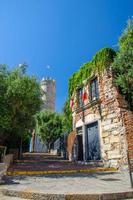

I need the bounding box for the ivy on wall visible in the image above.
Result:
[69,47,116,97]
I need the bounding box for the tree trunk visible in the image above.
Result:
[19,136,23,159]
[47,143,51,153]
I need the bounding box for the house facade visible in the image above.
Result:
[71,69,133,168]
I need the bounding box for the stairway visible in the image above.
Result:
[7,153,116,176]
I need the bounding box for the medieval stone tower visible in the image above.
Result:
[41,77,56,111]
[29,77,56,153]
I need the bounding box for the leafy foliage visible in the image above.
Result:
[69,48,116,97]
[67,48,116,130]
[35,111,64,151]
[92,48,116,74]
[112,19,133,109]
[0,65,12,143]
[62,99,72,132]
[0,64,42,148]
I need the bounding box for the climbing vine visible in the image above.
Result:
[69,47,116,97]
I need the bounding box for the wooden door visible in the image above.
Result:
[86,122,101,161]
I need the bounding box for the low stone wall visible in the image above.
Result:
[9,149,19,160]
[0,154,13,182]
[0,163,7,182]
[3,154,13,168]
[50,149,59,155]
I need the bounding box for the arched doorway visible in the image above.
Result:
[76,127,83,161]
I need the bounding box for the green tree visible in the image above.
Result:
[35,111,64,151]
[0,65,12,144]
[0,64,42,153]
[62,99,72,132]
[112,19,133,110]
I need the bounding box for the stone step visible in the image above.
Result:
[1,189,133,200]
[0,192,28,200]
[14,159,69,163]
[14,160,104,169]
[9,159,105,174]
[77,160,104,167]
[7,167,117,176]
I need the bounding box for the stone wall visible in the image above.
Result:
[99,71,128,168]
[0,163,7,182]
[0,154,13,182]
[123,110,133,159]
[72,69,133,168]
[3,154,13,168]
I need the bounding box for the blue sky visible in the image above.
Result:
[0,0,132,112]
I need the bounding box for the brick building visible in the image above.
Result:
[70,68,133,168]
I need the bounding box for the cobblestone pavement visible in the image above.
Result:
[1,171,133,195]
